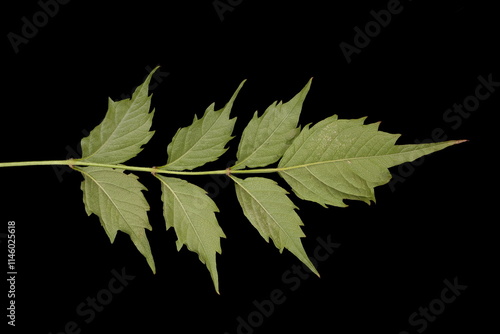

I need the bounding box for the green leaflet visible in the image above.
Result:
[278,115,465,207]
[157,176,225,293]
[162,80,246,171]
[231,176,319,276]
[79,167,155,273]
[79,67,157,164]
[232,79,312,170]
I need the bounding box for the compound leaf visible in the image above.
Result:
[157,175,225,293]
[232,79,312,170]
[79,67,157,164]
[162,80,246,171]
[278,115,466,207]
[79,167,155,273]
[231,176,319,276]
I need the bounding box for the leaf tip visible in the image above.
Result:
[303,77,313,91]
[211,273,221,295]
[308,263,320,278]
[234,79,247,94]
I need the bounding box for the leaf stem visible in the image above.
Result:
[0,138,467,176]
[0,160,73,168]
[229,167,283,174]
[0,159,283,175]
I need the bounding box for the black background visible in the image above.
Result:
[1,0,497,333]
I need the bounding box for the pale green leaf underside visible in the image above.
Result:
[231,176,319,276]
[232,79,312,170]
[162,80,246,171]
[57,74,466,293]
[79,67,157,164]
[79,167,155,273]
[157,176,225,293]
[278,115,464,207]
